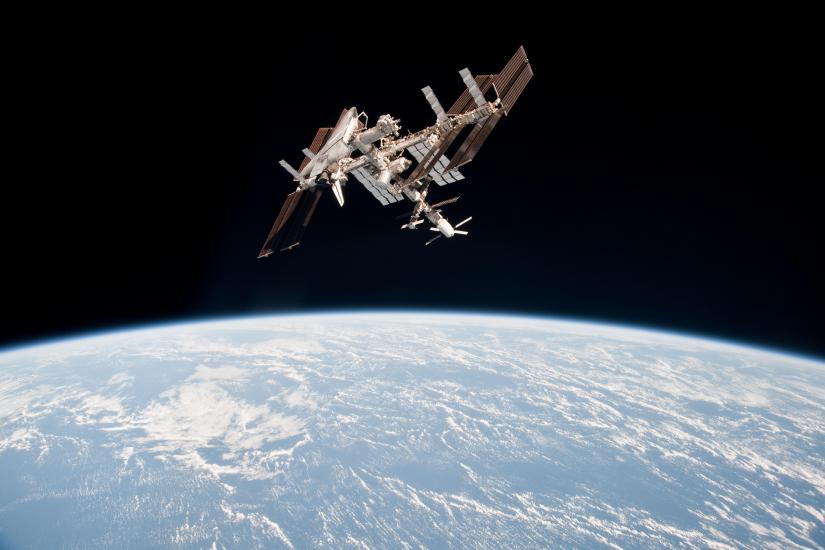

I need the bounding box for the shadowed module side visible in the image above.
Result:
[257,46,533,256]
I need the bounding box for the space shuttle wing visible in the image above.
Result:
[316,107,357,158]
[329,107,358,139]
[303,107,360,179]
[299,127,334,172]
[297,108,358,175]
[257,46,532,257]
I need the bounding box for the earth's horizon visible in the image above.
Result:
[1,312,824,548]
[5,312,824,365]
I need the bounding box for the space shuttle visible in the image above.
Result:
[259,46,533,256]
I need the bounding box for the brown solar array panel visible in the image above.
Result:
[443,46,531,170]
[494,47,528,94]
[258,189,305,257]
[257,187,325,255]
[401,128,462,187]
[447,123,484,169]
[299,127,333,171]
[279,187,324,252]
[430,196,460,209]
[447,75,494,115]
[494,46,532,114]
[444,111,503,171]
[501,64,533,114]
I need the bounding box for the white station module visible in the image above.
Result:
[258,46,533,257]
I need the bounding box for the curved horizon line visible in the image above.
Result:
[2,308,823,366]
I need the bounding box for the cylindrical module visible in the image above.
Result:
[356,115,400,145]
[437,218,454,238]
[377,157,410,186]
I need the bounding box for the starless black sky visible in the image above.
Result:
[3,18,823,357]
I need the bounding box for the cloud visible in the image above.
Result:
[187,365,249,382]
[105,372,134,387]
[136,381,304,452]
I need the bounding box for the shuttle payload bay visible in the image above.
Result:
[258,46,533,256]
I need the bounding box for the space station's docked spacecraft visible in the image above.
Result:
[259,46,533,255]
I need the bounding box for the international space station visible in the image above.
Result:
[258,46,533,257]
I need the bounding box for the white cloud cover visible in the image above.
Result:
[136,381,303,452]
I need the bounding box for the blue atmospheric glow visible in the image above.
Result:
[2,310,824,547]
[2,309,824,366]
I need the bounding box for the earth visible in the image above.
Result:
[0,312,823,549]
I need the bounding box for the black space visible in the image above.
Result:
[3,19,823,358]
